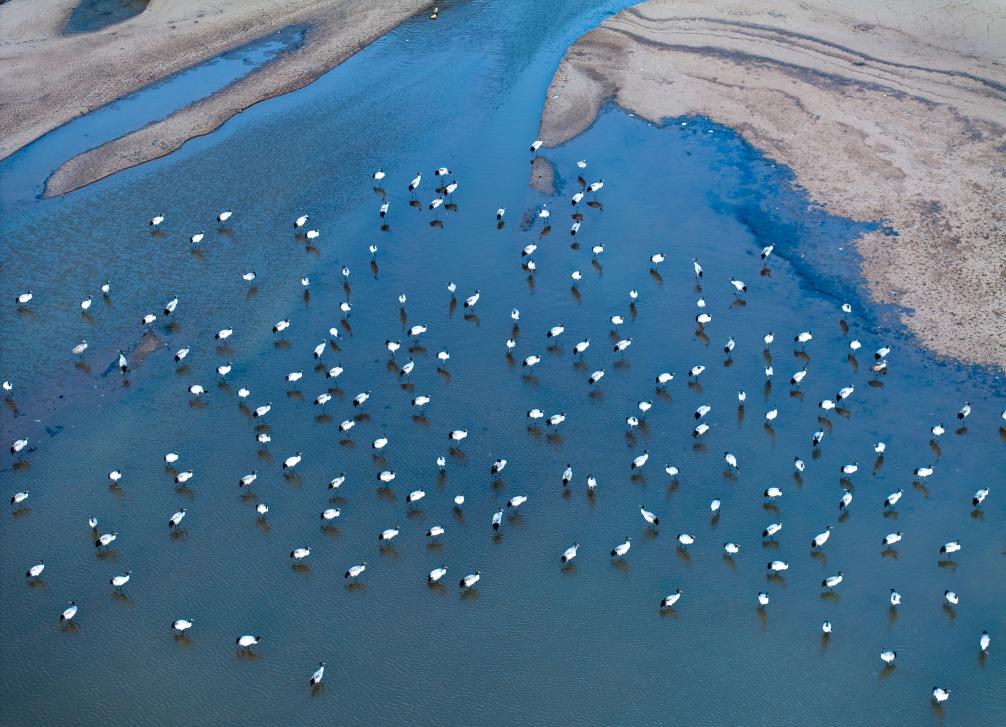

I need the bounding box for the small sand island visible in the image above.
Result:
[538,0,1006,368]
[0,0,427,193]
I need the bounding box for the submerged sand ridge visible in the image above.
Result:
[0,0,428,192]
[538,0,1006,368]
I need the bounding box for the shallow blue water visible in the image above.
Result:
[1,1,1004,725]
[0,25,305,215]
[65,0,149,34]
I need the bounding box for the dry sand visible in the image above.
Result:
[0,0,428,193]
[538,0,1006,368]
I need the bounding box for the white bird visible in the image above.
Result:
[724,452,739,471]
[763,332,775,347]
[409,172,422,191]
[588,369,605,384]
[321,508,341,522]
[507,494,531,512]
[110,571,132,589]
[765,409,778,422]
[710,499,721,513]
[496,208,506,221]
[841,462,858,476]
[309,662,326,686]
[640,504,659,526]
[283,452,302,470]
[794,457,805,473]
[530,139,542,152]
[561,543,579,564]
[880,650,896,664]
[290,547,311,560]
[306,229,320,240]
[839,490,853,511]
[406,490,425,504]
[656,372,674,385]
[168,509,187,528]
[760,244,774,260]
[459,571,481,589]
[729,278,747,294]
[190,232,204,244]
[631,450,649,470]
[885,489,903,509]
[811,526,832,549]
[930,424,945,438]
[215,328,233,340]
[80,296,92,311]
[11,437,28,455]
[60,601,78,622]
[172,618,193,633]
[236,635,261,650]
[611,537,631,558]
[980,631,991,652]
[973,487,990,507]
[794,331,813,345]
[914,465,934,478]
[874,442,887,454]
[523,355,541,368]
[379,527,400,543]
[689,365,705,378]
[412,395,431,409]
[562,465,573,485]
[26,562,45,578]
[890,589,902,607]
[660,590,682,609]
[767,560,789,573]
[429,566,448,583]
[373,169,385,182]
[174,470,193,485]
[217,209,233,223]
[448,429,468,443]
[353,391,371,407]
[345,562,367,579]
[426,525,444,540]
[693,423,710,437]
[677,533,695,549]
[256,503,269,516]
[763,522,783,539]
[614,338,632,353]
[72,340,88,356]
[822,572,844,589]
[757,592,770,606]
[174,347,190,363]
[940,541,961,556]
[764,487,782,501]
[822,621,832,634]
[945,590,960,606]
[329,474,346,490]
[588,179,604,193]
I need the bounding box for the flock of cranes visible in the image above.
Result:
[5,137,1001,705]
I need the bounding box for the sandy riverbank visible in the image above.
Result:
[537,0,1006,368]
[0,0,428,193]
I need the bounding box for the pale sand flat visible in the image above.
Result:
[537,0,1006,368]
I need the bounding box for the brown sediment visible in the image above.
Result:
[0,0,428,191]
[530,156,557,195]
[537,0,1006,368]
[130,330,165,368]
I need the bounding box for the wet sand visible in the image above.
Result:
[0,0,428,192]
[537,0,1006,367]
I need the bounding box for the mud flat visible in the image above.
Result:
[537,0,1006,367]
[0,0,427,193]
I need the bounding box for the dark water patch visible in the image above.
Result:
[65,0,149,34]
